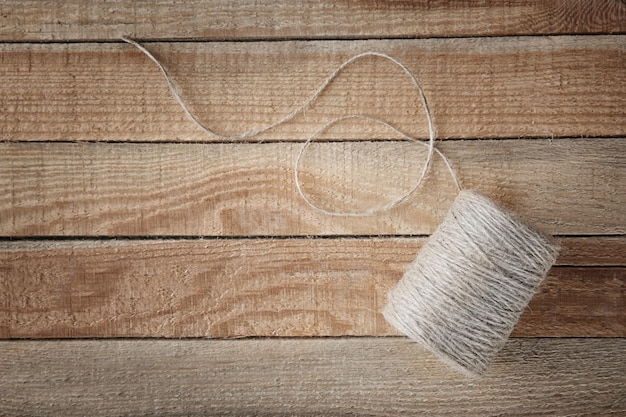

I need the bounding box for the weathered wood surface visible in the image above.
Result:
[1,36,624,142]
[1,338,624,416]
[1,238,623,338]
[1,139,623,236]
[0,1,624,416]
[2,0,625,42]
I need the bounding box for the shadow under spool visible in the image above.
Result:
[383,190,560,377]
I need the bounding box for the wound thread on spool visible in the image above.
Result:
[383,190,560,376]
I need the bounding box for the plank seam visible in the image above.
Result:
[0,32,625,44]
[0,234,624,241]
[1,336,623,342]
[3,135,626,145]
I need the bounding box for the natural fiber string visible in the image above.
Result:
[294,114,461,216]
[382,190,560,376]
[123,37,457,216]
[122,38,435,140]
[123,38,559,377]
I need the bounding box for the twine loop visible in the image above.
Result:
[295,115,460,216]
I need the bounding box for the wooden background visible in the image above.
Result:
[1,1,625,415]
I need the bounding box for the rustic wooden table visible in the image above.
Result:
[1,1,625,415]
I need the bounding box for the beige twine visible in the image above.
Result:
[121,37,455,215]
[123,38,560,376]
[383,190,559,376]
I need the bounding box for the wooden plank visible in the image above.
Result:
[1,0,625,42]
[0,338,624,416]
[2,236,621,265]
[1,139,623,236]
[557,236,626,265]
[1,238,623,338]
[1,37,624,142]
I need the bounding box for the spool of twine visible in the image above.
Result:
[124,38,560,376]
[383,190,559,376]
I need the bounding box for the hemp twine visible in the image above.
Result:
[124,38,560,376]
[383,190,559,376]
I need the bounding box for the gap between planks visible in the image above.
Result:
[1,236,624,265]
[1,0,625,41]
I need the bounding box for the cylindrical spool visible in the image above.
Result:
[383,190,560,376]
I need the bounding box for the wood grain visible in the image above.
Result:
[1,0,625,41]
[1,338,624,416]
[1,238,623,338]
[0,2,623,414]
[1,139,623,236]
[1,36,624,142]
